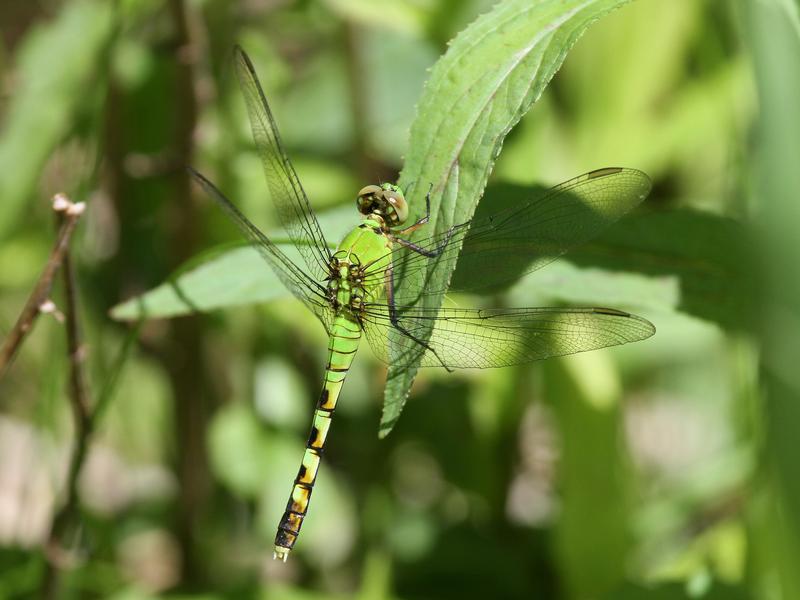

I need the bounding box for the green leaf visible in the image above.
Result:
[547,354,630,598]
[567,210,754,331]
[472,183,752,330]
[381,0,636,437]
[746,0,800,597]
[109,205,356,321]
[109,243,289,320]
[0,0,114,239]
[508,259,680,316]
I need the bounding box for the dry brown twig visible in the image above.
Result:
[0,194,85,378]
[49,198,93,535]
[34,194,137,600]
[0,192,94,597]
[3,189,138,600]
[20,194,95,598]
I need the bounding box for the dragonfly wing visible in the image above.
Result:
[234,46,332,283]
[189,167,333,332]
[361,303,655,369]
[361,168,651,303]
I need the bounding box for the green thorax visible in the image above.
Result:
[329,218,393,315]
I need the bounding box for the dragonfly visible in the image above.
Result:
[188,46,655,562]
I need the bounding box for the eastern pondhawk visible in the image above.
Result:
[188,47,655,562]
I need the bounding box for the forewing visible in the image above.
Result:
[362,168,651,303]
[234,46,332,283]
[189,168,333,332]
[361,303,655,369]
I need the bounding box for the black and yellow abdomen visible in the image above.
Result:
[273,219,393,561]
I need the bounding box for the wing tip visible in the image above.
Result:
[232,44,257,78]
[186,165,214,190]
[586,166,652,196]
[592,306,656,339]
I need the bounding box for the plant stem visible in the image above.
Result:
[32,198,89,599]
[0,198,84,379]
[50,220,93,540]
[40,318,141,599]
[166,0,213,586]
[62,229,92,425]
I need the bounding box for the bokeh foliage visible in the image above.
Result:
[0,0,796,599]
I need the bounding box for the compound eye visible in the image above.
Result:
[385,191,409,225]
[357,185,382,216]
[357,185,381,199]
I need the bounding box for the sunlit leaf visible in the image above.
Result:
[381,0,637,437]
[567,210,754,331]
[547,355,629,597]
[110,206,356,321]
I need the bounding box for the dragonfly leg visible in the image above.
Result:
[393,227,455,258]
[385,261,454,372]
[394,184,433,236]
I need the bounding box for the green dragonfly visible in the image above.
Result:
[188,47,655,562]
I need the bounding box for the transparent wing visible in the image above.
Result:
[361,303,655,369]
[189,167,333,332]
[362,168,651,303]
[234,46,332,283]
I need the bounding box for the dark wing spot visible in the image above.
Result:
[592,307,631,317]
[587,167,623,179]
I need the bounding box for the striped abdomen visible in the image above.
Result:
[273,316,361,561]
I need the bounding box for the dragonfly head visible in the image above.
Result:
[356,183,408,226]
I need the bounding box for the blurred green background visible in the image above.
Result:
[0,0,798,598]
